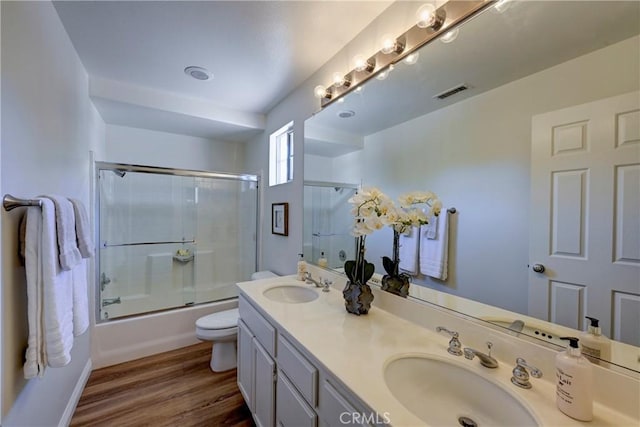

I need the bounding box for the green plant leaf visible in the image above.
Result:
[344,260,356,282]
[363,261,375,282]
[382,256,396,276]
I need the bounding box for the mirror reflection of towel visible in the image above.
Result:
[419,212,449,280]
[425,215,438,240]
[399,227,419,275]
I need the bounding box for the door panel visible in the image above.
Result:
[530,91,640,343]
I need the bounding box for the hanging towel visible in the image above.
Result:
[23,204,46,379]
[424,215,439,240]
[43,195,81,270]
[72,260,90,336]
[69,198,94,258]
[399,227,419,275]
[419,211,449,280]
[41,198,75,367]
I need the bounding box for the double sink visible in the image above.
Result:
[261,282,540,426]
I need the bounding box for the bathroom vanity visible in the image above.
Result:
[236,268,639,426]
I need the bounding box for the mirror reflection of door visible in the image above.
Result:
[529,91,640,346]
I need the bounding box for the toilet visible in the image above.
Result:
[195,270,278,372]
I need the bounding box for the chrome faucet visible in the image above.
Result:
[436,326,463,356]
[463,342,498,368]
[304,272,332,292]
[102,297,121,307]
[511,358,543,389]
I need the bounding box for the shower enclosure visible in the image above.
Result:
[303,181,357,269]
[96,162,258,321]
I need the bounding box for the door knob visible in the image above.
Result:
[532,264,545,273]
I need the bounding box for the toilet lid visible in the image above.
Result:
[196,308,239,330]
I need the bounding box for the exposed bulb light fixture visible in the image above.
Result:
[404,52,419,65]
[440,27,459,43]
[313,0,486,107]
[353,54,376,73]
[332,72,351,88]
[314,85,331,99]
[416,4,436,28]
[380,34,405,55]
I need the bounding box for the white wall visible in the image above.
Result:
[313,36,640,315]
[1,1,105,424]
[244,1,411,274]
[104,124,245,173]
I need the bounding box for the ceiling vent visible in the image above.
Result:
[433,83,469,100]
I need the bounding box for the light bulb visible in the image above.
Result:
[376,70,389,81]
[380,34,397,54]
[314,85,328,99]
[440,27,459,44]
[354,86,364,94]
[353,54,367,72]
[404,52,419,65]
[416,4,436,28]
[332,72,345,87]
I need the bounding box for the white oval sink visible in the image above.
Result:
[384,355,539,426]
[263,285,318,303]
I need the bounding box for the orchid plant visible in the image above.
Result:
[347,188,441,285]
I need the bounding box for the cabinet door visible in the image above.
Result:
[276,370,317,427]
[237,320,254,411]
[254,338,276,427]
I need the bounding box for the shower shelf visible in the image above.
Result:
[173,254,194,263]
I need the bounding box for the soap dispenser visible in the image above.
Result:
[580,316,611,364]
[296,253,307,281]
[556,337,593,421]
[317,251,328,268]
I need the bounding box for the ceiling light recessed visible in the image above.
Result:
[337,110,356,119]
[184,66,213,81]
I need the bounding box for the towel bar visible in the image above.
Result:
[3,194,42,211]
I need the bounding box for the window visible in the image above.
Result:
[269,122,294,186]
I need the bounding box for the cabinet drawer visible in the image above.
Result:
[277,335,318,406]
[277,370,317,427]
[239,295,276,356]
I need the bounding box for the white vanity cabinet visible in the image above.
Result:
[238,296,277,427]
[238,294,378,427]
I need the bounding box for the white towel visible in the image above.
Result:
[44,195,81,270]
[69,198,94,259]
[399,227,419,275]
[424,215,438,239]
[72,260,90,336]
[40,198,74,368]
[24,205,45,378]
[419,212,449,280]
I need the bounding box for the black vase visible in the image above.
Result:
[342,281,374,315]
[381,274,410,298]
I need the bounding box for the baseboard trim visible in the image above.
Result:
[59,358,92,427]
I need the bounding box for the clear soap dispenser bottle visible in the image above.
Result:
[317,251,328,268]
[580,316,611,364]
[296,253,307,281]
[556,337,593,421]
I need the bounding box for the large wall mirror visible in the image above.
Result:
[303,1,639,374]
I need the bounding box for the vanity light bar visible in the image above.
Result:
[317,0,493,108]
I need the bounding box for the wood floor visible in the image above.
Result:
[71,342,255,427]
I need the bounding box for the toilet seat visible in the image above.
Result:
[196,308,239,341]
[196,308,239,330]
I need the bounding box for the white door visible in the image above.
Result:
[529,91,640,345]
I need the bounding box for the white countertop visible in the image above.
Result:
[237,275,638,427]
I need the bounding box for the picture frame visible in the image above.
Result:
[272,202,289,236]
